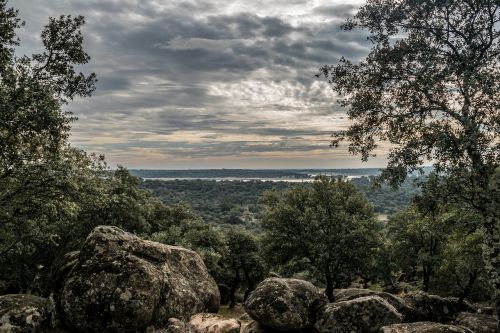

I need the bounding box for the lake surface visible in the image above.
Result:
[142,175,365,182]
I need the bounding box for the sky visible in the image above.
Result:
[14,0,389,169]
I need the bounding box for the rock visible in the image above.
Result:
[244,278,327,331]
[454,312,498,333]
[334,288,418,321]
[402,292,471,323]
[59,226,220,333]
[189,313,240,333]
[380,322,474,333]
[0,294,51,333]
[241,321,262,333]
[239,313,252,321]
[164,318,195,333]
[241,321,289,333]
[314,295,403,333]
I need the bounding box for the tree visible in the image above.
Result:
[319,0,499,321]
[436,229,490,303]
[223,228,266,308]
[0,2,173,294]
[387,207,448,292]
[260,177,381,301]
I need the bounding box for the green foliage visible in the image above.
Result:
[0,3,173,294]
[387,206,448,292]
[320,0,499,319]
[435,229,491,302]
[260,177,382,300]
[223,228,266,307]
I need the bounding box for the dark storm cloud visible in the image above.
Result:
[14,0,370,167]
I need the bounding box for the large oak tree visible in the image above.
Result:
[320,0,499,323]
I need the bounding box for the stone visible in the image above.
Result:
[334,288,418,321]
[0,294,51,333]
[59,226,220,333]
[239,313,252,321]
[380,322,474,333]
[314,295,403,333]
[402,292,471,323]
[454,312,498,333]
[189,313,240,333]
[244,278,327,331]
[164,318,195,333]
[240,321,288,333]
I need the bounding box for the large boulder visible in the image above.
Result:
[380,322,474,333]
[402,292,471,323]
[189,313,240,333]
[244,278,327,331]
[334,288,418,321]
[454,312,498,333]
[314,295,403,333]
[0,294,52,333]
[59,226,220,333]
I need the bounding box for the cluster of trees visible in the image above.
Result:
[140,176,418,228]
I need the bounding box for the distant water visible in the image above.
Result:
[142,175,364,182]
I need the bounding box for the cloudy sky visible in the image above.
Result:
[15,0,388,169]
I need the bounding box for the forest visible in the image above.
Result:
[139,176,420,226]
[0,0,499,332]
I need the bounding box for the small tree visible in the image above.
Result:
[260,177,381,301]
[387,207,448,292]
[224,228,266,308]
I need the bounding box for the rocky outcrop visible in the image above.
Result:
[380,322,474,333]
[334,288,418,322]
[314,295,403,333]
[0,294,52,333]
[454,312,498,333]
[244,278,327,331]
[58,226,220,333]
[189,313,240,333]
[402,292,470,323]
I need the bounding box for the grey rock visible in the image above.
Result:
[380,321,474,333]
[454,312,498,333]
[59,226,220,333]
[244,278,327,331]
[164,318,195,333]
[189,313,240,333]
[334,288,418,321]
[0,294,51,333]
[314,295,403,333]
[402,292,471,323]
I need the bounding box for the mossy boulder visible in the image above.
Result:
[314,295,403,333]
[58,226,220,333]
[244,278,327,331]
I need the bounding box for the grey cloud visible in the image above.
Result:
[14,0,370,167]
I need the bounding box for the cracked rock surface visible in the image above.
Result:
[58,226,220,333]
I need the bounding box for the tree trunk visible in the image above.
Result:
[423,266,431,292]
[229,272,241,309]
[482,219,500,329]
[325,270,334,302]
[458,271,478,305]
